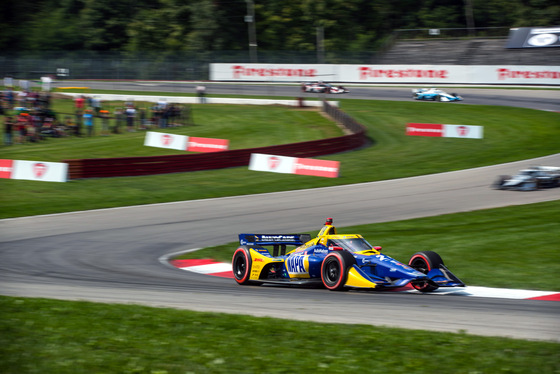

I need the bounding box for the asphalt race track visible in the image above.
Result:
[1,85,559,342]
[56,80,560,112]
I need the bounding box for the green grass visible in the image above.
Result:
[1,91,559,371]
[1,296,558,374]
[1,98,559,218]
[177,200,560,292]
[2,99,339,161]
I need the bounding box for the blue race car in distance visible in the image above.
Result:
[232,218,464,292]
[412,88,463,102]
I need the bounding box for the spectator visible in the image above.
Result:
[63,116,77,136]
[4,116,14,145]
[161,105,170,128]
[168,103,176,126]
[99,110,110,136]
[75,109,83,136]
[16,113,29,144]
[196,85,206,103]
[91,96,102,115]
[75,95,85,111]
[125,105,136,132]
[17,91,28,107]
[114,108,124,134]
[4,87,14,109]
[151,105,161,128]
[83,109,94,136]
[138,108,147,129]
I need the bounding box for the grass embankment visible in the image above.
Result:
[1,97,559,218]
[1,296,558,374]
[1,93,559,371]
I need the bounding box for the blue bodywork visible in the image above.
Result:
[237,233,464,290]
[412,88,463,102]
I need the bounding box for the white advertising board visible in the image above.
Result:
[443,124,484,139]
[249,153,295,174]
[249,153,340,178]
[10,160,68,182]
[144,131,188,151]
[406,123,483,139]
[144,132,230,152]
[210,63,560,85]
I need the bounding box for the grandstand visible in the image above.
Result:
[376,38,560,65]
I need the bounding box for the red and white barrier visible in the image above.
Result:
[249,153,340,178]
[144,131,229,152]
[406,123,484,139]
[0,159,68,182]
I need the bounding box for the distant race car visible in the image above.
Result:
[493,166,560,191]
[232,218,464,292]
[412,88,463,102]
[302,82,349,94]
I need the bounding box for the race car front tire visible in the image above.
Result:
[232,246,253,285]
[408,251,443,292]
[321,251,356,291]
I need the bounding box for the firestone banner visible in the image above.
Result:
[210,63,559,85]
[144,131,229,152]
[249,153,340,178]
[0,159,68,182]
[406,123,483,139]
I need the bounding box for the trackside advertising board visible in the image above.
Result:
[406,123,484,139]
[249,153,340,178]
[506,27,560,48]
[0,159,68,182]
[144,131,229,152]
[210,63,560,85]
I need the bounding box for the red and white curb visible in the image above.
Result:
[171,259,234,278]
[170,259,560,301]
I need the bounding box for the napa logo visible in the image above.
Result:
[286,255,307,274]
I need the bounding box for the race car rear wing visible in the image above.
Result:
[239,233,312,256]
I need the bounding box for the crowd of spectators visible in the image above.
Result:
[2,87,192,146]
[1,87,59,145]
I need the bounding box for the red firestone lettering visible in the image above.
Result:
[232,65,244,79]
[231,66,317,78]
[358,67,448,80]
[498,68,559,80]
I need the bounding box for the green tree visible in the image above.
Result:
[25,0,85,50]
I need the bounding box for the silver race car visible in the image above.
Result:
[302,82,349,94]
[493,166,560,191]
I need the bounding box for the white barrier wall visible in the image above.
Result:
[210,63,560,85]
[59,93,337,107]
[0,159,68,182]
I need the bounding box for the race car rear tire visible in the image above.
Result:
[321,251,356,291]
[408,251,443,292]
[232,246,253,285]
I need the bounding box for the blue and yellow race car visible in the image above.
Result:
[232,218,464,292]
